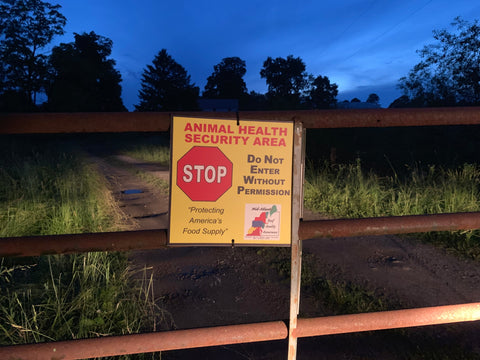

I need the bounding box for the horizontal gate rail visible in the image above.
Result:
[1,302,479,360]
[0,321,288,360]
[295,302,480,338]
[298,211,480,240]
[0,112,171,133]
[0,230,168,257]
[2,109,480,359]
[2,212,480,257]
[2,107,480,134]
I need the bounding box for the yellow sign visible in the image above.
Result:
[169,116,293,246]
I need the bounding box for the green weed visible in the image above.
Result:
[0,136,164,358]
[304,160,480,259]
[122,144,170,166]
[0,138,127,237]
[0,254,159,341]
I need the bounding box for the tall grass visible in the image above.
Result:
[121,144,170,166]
[0,255,161,346]
[0,137,128,237]
[304,160,480,258]
[0,136,164,358]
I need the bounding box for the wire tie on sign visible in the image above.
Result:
[236,111,240,126]
[231,239,235,248]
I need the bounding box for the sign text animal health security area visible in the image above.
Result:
[169,117,293,245]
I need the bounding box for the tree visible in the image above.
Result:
[203,57,247,99]
[0,0,66,111]
[389,95,413,108]
[48,32,126,112]
[260,55,309,109]
[136,49,199,111]
[399,17,480,107]
[309,75,338,109]
[351,97,361,103]
[366,93,380,105]
[242,91,268,110]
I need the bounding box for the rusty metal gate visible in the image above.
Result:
[1,108,480,360]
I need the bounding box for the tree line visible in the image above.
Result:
[135,51,342,112]
[0,0,365,113]
[1,1,478,112]
[0,0,340,113]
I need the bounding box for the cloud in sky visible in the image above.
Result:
[53,0,480,110]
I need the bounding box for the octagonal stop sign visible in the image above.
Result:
[177,146,233,201]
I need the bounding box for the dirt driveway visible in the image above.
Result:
[94,154,480,359]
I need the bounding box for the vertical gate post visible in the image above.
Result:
[288,121,305,359]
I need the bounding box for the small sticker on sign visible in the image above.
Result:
[244,204,281,240]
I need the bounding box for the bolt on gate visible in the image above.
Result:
[1,108,480,360]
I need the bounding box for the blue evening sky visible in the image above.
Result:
[52,0,480,110]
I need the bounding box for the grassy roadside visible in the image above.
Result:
[0,137,127,237]
[304,160,480,259]
[106,154,170,193]
[121,144,170,166]
[0,136,163,358]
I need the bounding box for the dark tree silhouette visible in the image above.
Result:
[48,32,126,112]
[309,75,338,109]
[0,0,66,111]
[399,17,480,107]
[366,93,380,104]
[136,49,199,111]
[203,57,247,99]
[389,95,414,108]
[260,55,309,109]
[242,91,268,110]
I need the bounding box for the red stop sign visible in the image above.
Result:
[177,146,233,201]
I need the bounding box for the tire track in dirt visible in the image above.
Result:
[91,155,169,230]
[301,232,480,310]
